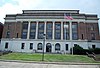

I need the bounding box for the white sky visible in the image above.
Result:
[0,0,100,30]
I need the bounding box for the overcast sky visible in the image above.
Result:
[0,0,100,30]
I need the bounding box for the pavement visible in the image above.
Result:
[0,60,100,68]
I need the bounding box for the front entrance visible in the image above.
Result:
[46,43,52,53]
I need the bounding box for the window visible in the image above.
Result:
[8,24,11,30]
[72,23,78,40]
[55,22,61,39]
[63,22,69,40]
[92,45,95,49]
[74,44,78,47]
[21,43,25,49]
[22,22,28,29]
[21,32,27,39]
[72,33,78,40]
[81,34,83,39]
[65,44,68,50]
[30,22,36,29]
[29,22,36,39]
[38,22,44,39]
[90,25,94,30]
[46,32,52,39]
[91,33,95,40]
[21,22,28,39]
[5,42,8,49]
[30,32,35,39]
[55,43,60,50]
[37,43,42,50]
[16,33,18,38]
[72,24,77,31]
[6,31,10,38]
[46,22,52,39]
[30,43,33,49]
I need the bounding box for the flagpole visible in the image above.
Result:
[64,13,73,55]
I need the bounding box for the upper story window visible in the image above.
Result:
[30,22,36,30]
[72,23,77,31]
[21,31,27,39]
[63,22,69,40]
[55,22,61,39]
[46,22,53,39]
[38,22,44,39]
[91,33,95,40]
[22,22,28,29]
[55,22,61,30]
[72,22,78,40]
[46,22,52,30]
[8,24,11,30]
[38,22,44,30]
[90,25,94,31]
[30,22,36,39]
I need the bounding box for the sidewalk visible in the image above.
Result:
[0,60,100,68]
[0,59,100,65]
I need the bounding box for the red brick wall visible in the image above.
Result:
[2,22,22,38]
[78,22,100,40]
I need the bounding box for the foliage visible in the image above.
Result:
[70,45,86,55]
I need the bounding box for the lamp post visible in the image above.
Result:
[42,33,46,61]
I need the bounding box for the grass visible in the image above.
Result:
[0,53,98,63]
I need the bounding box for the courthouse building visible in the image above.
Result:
[0,10,100,53]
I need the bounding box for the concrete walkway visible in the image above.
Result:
[0,61,100,68]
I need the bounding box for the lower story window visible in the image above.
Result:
[55,43,60,50]
[21,43,25,49]
[65,44,68,50]
[37,43,42,50]
[92,45,95,49]
[5,42,8,49]
[30,43,33,49]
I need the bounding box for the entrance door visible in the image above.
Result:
[46,43,52,53]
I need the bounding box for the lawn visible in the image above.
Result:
[0,53,97,63]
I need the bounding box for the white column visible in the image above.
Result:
[27,21,31,39]
[69,21,72,40]
[52,21,55,40]
[44,21,46,34]
[61,21,63,40]
[35,21,38,39]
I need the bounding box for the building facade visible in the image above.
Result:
[0,22,3,40]
[0,10,100,53]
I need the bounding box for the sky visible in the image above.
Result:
[0,0,100,30]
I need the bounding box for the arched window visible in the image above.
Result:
[37,43,42,50]
[55,43,60,50]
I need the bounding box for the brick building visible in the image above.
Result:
[0,10,100,53]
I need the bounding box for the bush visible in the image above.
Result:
[70,45,100,55]
[70,45,86,55]
[88,48,100,54]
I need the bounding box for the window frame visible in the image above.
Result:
[5,42,8,49]
[37,43,42,50]
[55,43,60,51]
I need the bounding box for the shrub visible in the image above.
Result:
[88,48,100,54]
[70,45,86,55]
